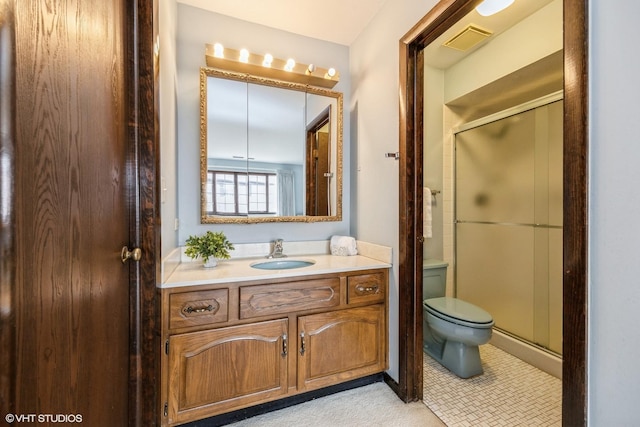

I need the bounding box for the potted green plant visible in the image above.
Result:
[184,231,234,268]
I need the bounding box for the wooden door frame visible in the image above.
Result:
[126,0,160,425]
[396,0,588,425]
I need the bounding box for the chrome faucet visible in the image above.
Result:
[267,239,286,258]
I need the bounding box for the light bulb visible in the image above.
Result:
[325,68,337,79]
[285,58,296,72]
[213,43,224,58]
[262,53,273,67]
[239,48,250,63]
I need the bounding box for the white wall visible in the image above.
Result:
[159,0,179,258]
[588,0,640,423]
[423,65,445,261]
[175,4,351,244]
[350,0,441,382]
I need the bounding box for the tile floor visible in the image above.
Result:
[423,344,562,426]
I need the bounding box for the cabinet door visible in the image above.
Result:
[167,319,288,425]
[297,305,387,391]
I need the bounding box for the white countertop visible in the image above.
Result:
[161,254,391,288]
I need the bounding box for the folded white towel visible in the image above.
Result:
[424,187,433,239]
[330,235,358,256]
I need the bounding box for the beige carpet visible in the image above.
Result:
[227,382,445,427]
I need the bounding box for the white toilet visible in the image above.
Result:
[423,260,494,378]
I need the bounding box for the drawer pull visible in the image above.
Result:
[356,284,379,294]
[183,304,214,314]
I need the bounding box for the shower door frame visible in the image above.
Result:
[395,0,588,425]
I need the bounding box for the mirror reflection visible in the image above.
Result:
[200,68,342,223]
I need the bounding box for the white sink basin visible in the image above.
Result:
[250,259,315,270]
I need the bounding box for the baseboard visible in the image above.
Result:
[490,329,562,379]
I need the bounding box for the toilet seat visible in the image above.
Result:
[424,297,494,329]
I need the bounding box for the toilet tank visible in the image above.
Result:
[423,259,449,300]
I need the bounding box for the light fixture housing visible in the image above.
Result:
[475,0,515,17]
[204,44,339,89]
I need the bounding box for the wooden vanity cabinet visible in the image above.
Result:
[159,268,388,426]
[166,320,288,424]
[297,304,386,391]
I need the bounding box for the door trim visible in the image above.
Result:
[397,0,588,425]
[125,0,160,425]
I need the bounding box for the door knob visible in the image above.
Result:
[121,246,142,263]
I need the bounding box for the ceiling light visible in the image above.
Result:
[475,0,515,17]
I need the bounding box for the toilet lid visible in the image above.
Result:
[424,297,493,327]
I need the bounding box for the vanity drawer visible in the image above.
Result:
[348,272,385,304]
[169,289,229,329]
[240,278,340,319]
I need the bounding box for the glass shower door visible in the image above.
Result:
[455,101,562,354]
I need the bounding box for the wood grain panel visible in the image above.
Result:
[297,305,386,392]
[347,272,385,304]
[12,0,129,424]
[240,278,340,319]
[167,320,288,424]
[169,289,229,330]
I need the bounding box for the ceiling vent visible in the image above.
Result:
[443,24,493,51]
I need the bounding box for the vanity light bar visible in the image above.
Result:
[205,43,340,89]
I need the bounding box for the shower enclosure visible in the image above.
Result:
[454,99,562,355]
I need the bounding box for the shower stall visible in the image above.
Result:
[454,98,563,356]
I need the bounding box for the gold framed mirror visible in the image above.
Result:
[199,67,343,224]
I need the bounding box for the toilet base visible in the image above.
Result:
[424,340,484,379]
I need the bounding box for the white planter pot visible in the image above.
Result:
[203,258,218,268]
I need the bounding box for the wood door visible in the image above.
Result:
[166,320,288,425]
[305,108,331,216]
[297,305,387,392]
[0,0,150,424]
